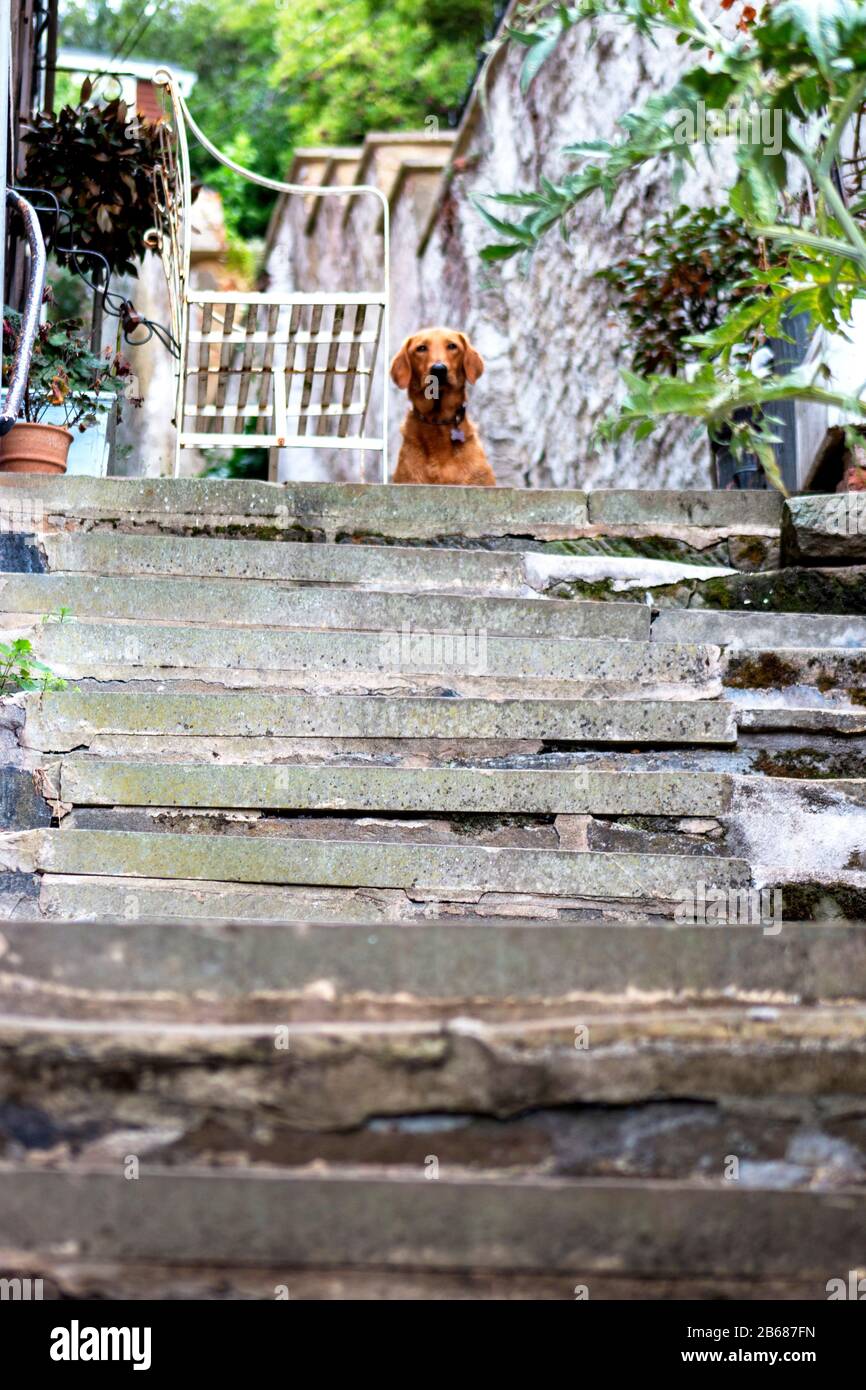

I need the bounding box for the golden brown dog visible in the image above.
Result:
[390,327,495,486]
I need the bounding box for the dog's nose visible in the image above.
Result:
[428,362,449,384]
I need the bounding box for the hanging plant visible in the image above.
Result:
[21,80,165,279]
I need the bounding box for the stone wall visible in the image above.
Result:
[111,188,234,479]
[263,8,723,489]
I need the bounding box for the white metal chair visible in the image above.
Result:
[147,69,389,481]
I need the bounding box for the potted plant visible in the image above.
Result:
[594,206,775,489]
[0,307,135,474]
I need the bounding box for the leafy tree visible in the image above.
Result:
[59,0,493,238]
[272,0,491,144]
[477,0,866,492]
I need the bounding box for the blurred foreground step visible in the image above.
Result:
[0,1167,860,1282]
[56,762,732,816]
[0,572,649,640]
[2,919,864,1013]
[28,829,751,896]
[19,690,739,748]
[1,1005,864,1125]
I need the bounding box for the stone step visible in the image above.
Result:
[0,476,783,546]
[54,761,731,817]
[21,828,750,898]
[0,1004,862,1127]
[722,647,866,706]
[684,565,866,616]
[0,1166,859,1284]
[2,919,862,1020]
[32,874,741,923]
[0,571,649,640]
[39,531,532,595]
[3,1097,863,1225]
[654,607,866,649]
[783,494,866,565]
[21,622,720,697]
[31,531,773,602]
[19,690,739,749]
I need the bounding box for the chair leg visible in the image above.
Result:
[268,446,280,483]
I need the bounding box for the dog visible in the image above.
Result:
[390,327,495,485]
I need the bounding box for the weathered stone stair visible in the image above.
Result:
[1,477,865,1298]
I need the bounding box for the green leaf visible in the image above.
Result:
[520,31,562,93]
[479,243,523,261]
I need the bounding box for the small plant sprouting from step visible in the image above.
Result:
[0,637,67,695]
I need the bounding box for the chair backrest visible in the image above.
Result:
[147,70,390,481]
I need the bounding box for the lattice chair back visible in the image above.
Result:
[147,69,389,480]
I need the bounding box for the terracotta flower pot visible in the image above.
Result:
[0,421,72,474]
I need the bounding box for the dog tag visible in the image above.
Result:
[451,427,465,444]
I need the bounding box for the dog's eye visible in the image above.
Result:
[415,344,428,353]
[446,343,457,351]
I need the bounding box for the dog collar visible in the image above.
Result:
[411,405,466,444]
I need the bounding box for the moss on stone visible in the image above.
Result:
[547,578,633,603]
[753,748,866,779]
[781,882,866,920]
[724,653,800,690]
[543,535,732,566]
[693,566,866,615]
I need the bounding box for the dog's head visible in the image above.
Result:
[390,327,484,412]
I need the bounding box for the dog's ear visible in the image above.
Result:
[460,333,484,384]
[390,338,413,390]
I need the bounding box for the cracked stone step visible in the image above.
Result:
[0,1166,858,1279]
[23,827,750,897]
[30,875,736,923]
[0,571,649,640]
[41,531,531,594]
[22,622,721,697]
[18,691,738,748]
[1,919,863,1019]
[55,762,731,817]
[653,607,866,649]
[0,1005,864,1126]
[0,476,783,544]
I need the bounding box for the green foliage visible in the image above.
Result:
[199,446,269,480]
[3,307,136,428]
[23,87,164,278]
[597,206,767,375]
[0,637,67,695]
[59,0,492,239]
[272,0,489,145]
[478,0,866,491]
